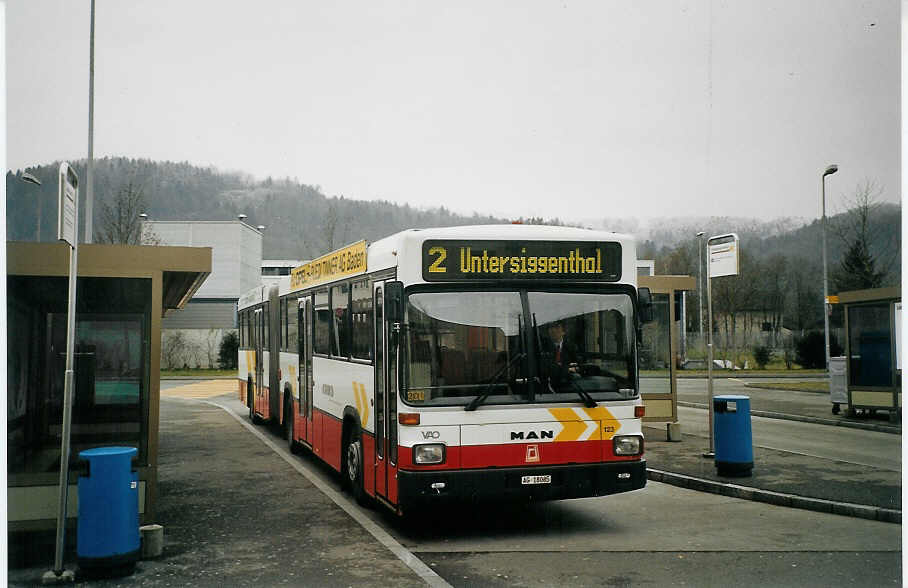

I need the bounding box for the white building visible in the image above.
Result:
[148,220,263,368]
[262,258,306,289]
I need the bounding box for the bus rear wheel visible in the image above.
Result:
[286,396,298,454]
[247,377,255,423]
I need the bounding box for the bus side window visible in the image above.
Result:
[262,302,270,351]
[331,284,350,358]
[314,290,331,355]
[351,279,373,360]
[287,297,298,354]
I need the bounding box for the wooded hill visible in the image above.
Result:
[6,157,506,259]
[7,157,900,335]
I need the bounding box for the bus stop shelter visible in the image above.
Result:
[838,286,901,421]
[638,275,696,439]
[7,241,210,531]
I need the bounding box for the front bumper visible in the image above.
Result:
[398,459,646,507]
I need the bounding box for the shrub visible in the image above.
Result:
[752,345,772,369]
[218,331,239,370]
[794,331,842,369]
[161,331,187,370]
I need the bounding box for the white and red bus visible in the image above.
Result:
[238,225,652,514]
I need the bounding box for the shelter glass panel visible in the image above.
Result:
[848,303,893,387]
[7,276,151,475]
[639,292,671,395]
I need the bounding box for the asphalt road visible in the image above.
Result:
[675,405,901,472]
[212,395,901,587]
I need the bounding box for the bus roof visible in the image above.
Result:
[276,224,637,298]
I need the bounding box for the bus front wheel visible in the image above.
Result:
[344,427,368,506]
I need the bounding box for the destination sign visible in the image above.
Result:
[421,240,621,282]
[291,240,367,290]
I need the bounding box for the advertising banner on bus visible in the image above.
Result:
[291,240,367,290]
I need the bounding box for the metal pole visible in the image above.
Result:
[84,0,95,243]
[697,232,704,344]
[821,174,830,371]
[52,196,79,577]
[705,242,715,457]
[821,164,838,371]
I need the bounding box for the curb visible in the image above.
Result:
[161,375,236,380]
[677,401,901,435]
[647,468,901,524]
[675,374,827,380]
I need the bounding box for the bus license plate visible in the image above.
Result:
[521,475,551,485]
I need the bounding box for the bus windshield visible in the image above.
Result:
[405,290,637,407]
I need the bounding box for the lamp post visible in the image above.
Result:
[696,231,705,347]
[85,0,96,243]
[822,164,838,372]
[21,172,43,241]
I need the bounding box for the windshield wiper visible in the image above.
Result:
[464,352,526,411]
[566,377,597,408]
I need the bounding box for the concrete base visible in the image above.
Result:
[141,524,164,559]
[666,422,682,442]
[41,569,75,584]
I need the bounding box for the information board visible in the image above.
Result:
[708,233,740,278]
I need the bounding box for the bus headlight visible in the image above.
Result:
[614,435,643,456]
[413,444,445,465]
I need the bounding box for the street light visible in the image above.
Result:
[237,214,248,223]
[21,172,41,186]
[822,164,839,372]
[20,172,43,241]
[696,231,705,347]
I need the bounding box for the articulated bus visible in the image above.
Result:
[238,225,653,514]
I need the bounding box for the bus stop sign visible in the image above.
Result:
[708,233,739,278]
[58,163,79,247]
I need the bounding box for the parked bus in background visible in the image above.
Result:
[238,225,653,515]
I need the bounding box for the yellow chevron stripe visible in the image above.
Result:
[350,382,370,428]
[359,383,369,428]
[582,405,622,440]
[246,351,256,385]
[548,407,586,442]
[352,382,363,417]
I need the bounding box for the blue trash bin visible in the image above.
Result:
[713,395,753,477]
[77,446,140,572]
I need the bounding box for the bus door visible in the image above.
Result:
[373,285,387,498]
[297,297,314,444]
[373,282,400,505]
[254,308,264,417]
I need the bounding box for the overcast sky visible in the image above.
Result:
[5,1,901,224]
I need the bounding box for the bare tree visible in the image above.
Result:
[161,331,188,370]
[322,202,339,251]
[98,181,148,245]
[831,180,893,291]
[712,250,758,366]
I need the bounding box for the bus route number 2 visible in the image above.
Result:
[428,246,447,273]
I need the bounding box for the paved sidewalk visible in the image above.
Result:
[8,394,432,587]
